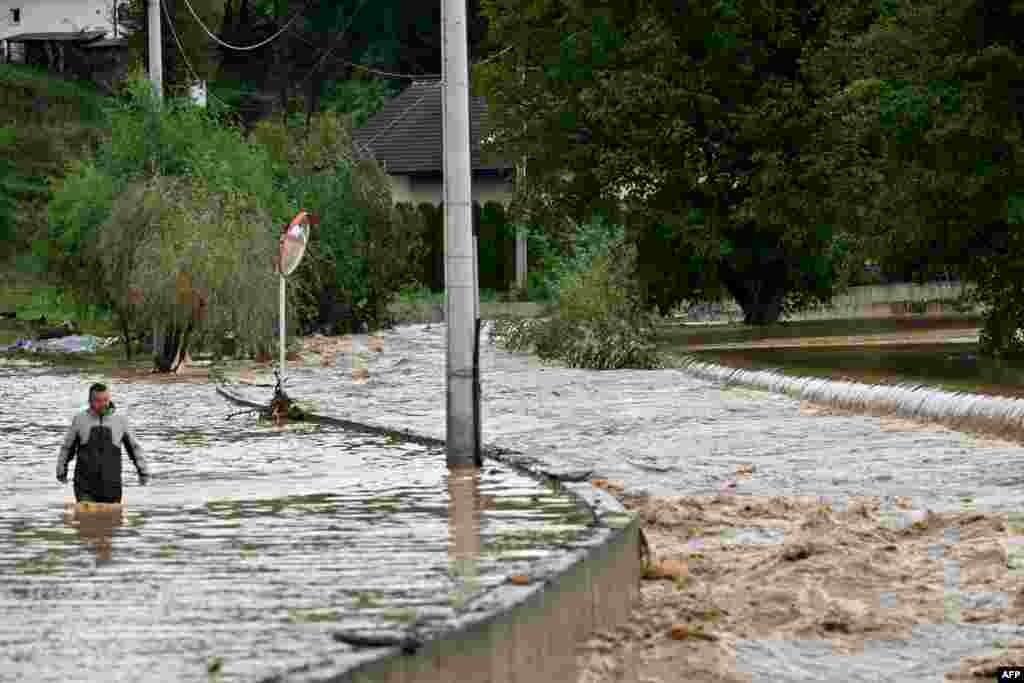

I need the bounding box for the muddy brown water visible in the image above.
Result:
[0,364,597,682]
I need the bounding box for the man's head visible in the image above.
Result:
[88,383,111,415]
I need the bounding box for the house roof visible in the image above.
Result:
[84,38,128,49]
[352,79,513,174]
[4,31,106,43]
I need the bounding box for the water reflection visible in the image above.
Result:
[448,467,483,609]
[61,499,126,564]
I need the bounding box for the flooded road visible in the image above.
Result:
[0,365,596,682]
[258,324,1024,513]
[231,323,1024,683]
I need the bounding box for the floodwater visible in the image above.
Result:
[245,323,1024,682]
[0,365,597,683]
[694,342,1024,398]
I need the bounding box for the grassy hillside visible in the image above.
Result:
[0,65,115,341]
[0,64,110,265]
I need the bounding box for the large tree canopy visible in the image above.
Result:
[476,0,867,324]
[798,0,1024,354]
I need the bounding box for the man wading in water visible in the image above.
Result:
[56,383,149,503]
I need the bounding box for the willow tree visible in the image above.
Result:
[46,73,286,371]
[91,175,278,371]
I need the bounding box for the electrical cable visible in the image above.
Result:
[326,45,512,81]
[293,0,372,89]
[161,0,236,109]
[179,0,303,51]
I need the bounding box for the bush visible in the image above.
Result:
[253,113,426,332]
[489,217,663,369]
[0,127,17,256]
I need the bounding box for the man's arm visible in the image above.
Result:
[56,417,79,483]
[121,418,149,484]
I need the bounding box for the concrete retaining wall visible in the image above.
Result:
[323,516,639,683]
[689,281,980,322]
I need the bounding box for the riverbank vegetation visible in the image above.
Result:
[480,0,1024,365]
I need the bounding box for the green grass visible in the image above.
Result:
[0,64,109,125]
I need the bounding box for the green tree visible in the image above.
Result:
[122,0,225,92]
[251,110,425,332]
[799,0,1024,355]
[45,73,284,370]
[476,0,862,324]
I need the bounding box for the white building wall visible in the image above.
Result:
[389,174,513,207]
[1,0,115,43]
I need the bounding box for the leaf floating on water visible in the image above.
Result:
[643,558,689,582]
[668,624,718,641]
[591,479,626,494]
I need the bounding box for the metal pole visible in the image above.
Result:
[443,0,480,468]
[147,0,162,102]
[279,274,286,382]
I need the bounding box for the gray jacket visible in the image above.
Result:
[56,403,149,496]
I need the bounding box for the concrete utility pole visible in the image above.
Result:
[442,0,482,468]
[147,0,162,102]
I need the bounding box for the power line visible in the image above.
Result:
[161,0,236,109]
[294,0,373,89]
[180,0,303,51]
[328,45,513,81]
[335,59,440,80]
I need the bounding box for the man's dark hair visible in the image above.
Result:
[88,383,108,401]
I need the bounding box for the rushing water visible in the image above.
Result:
[694,343,1024,397]
[679,355,1024,439]
[0,365,597,683]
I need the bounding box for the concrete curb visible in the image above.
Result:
[215,385,642,683]
[677,355,1024,444]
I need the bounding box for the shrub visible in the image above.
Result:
[253,113,426,332]
[489,217,663,369]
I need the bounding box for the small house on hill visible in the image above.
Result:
[352,79,515,206]
[352,79,528,291]
[1,0,127,86]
